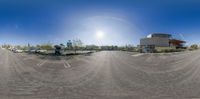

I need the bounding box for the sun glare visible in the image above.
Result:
[96,31,105,39]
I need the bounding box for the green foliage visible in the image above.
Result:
[156,47,185,53]
[159,49,182,53]
[85,45,99,50]
[101,45,118,50]
[72,39,83,51]
[118,45,138,52]
[190,44,198,50]
[2,44,11,49]
[40,44,53,50]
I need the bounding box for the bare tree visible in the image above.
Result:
[72,39,83,53]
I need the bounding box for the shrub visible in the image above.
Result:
[190,44,198,50]
[156,47,184,53]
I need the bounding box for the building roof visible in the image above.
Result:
[147,33,172,38]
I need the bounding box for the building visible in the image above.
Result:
[140,33,186,53]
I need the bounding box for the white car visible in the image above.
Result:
[14,50,23,53]
[30,50,36,53]
[36,50,47,53]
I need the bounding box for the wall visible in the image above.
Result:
[140,37,170,47]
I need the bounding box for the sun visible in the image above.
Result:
[96,31,105,39]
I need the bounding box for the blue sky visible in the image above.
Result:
[0,0,200,46]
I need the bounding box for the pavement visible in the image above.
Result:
[0,49,200,99]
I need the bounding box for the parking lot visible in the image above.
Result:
[0,48,200,99]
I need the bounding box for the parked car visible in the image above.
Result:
[36,50,47,53]
[30,50,36,53]
[13,49,23,53]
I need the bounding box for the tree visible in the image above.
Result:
[2,44,11,49]
[40,43,53,50]
[190,44,198,50]
[15,45,23,50]
[86,45,99,50]
[72,39,83,53]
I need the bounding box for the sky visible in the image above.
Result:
[0,0,200,46]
